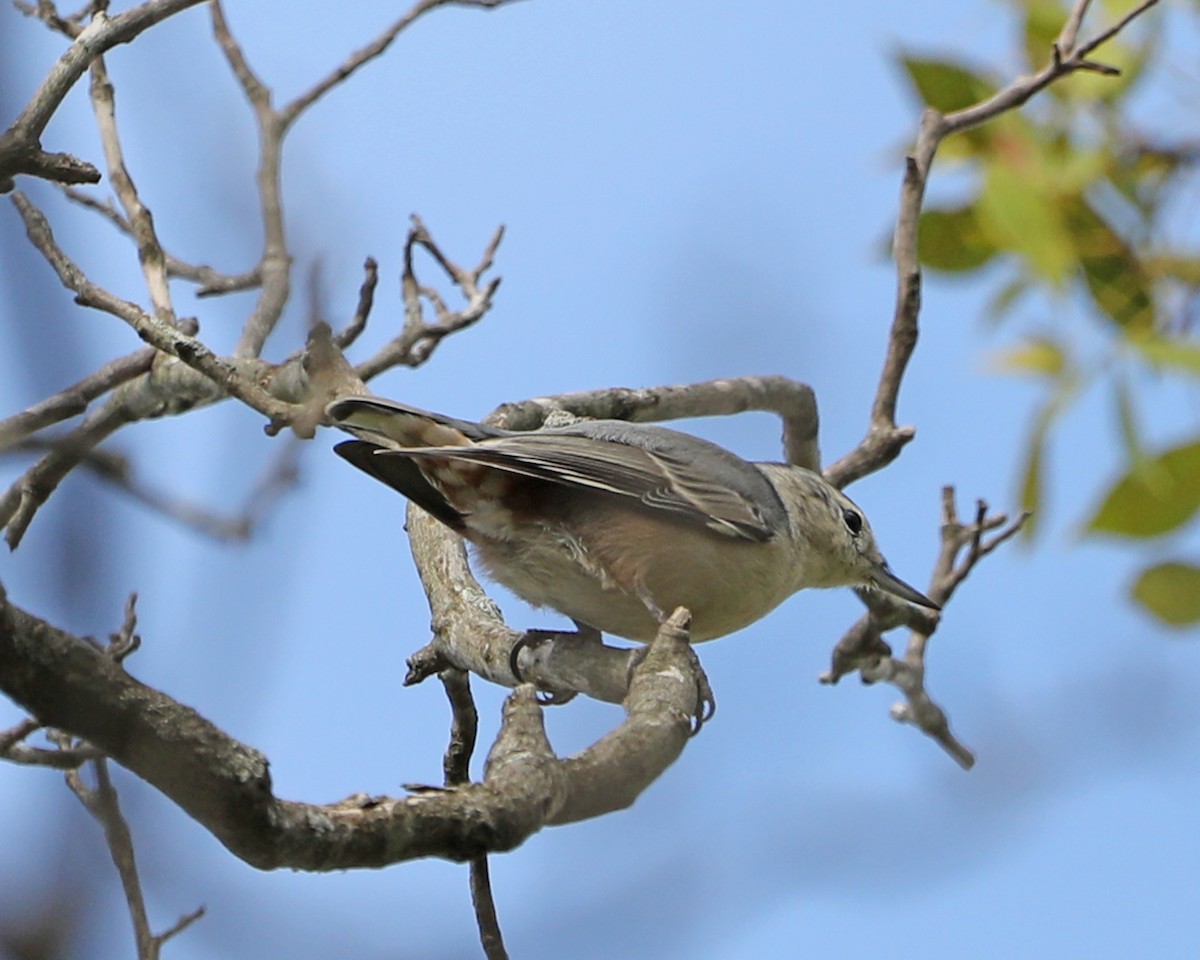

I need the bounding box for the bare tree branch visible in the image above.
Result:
[0,581,700,868]
[1,0,208,190]
[279,0,524,129]
[803,0,1157,765]
[63,754,205,959]
[11,192,294,420]
[206,0,519,359]
[60,186,261,293]
[493,374,822,470]
[3,2,516,549]
[820,489,1030,769]
[353,218,506,381]
[42,596,207,958]
[0,212,489,547]
[0,346,156,451]
[438,671,509,959]
[87,55,176,326]
[826,0,1160,489]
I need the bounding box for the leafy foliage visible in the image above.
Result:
[1132,562,1200,626]
[898,0,1200,629]
[1088,437,1200,537]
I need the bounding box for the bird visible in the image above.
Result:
[325,395,938,646]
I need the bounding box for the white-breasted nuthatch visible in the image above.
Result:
[326,396,938,643]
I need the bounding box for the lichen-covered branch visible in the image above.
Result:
[0,583,698,869]
[493,374,821,470]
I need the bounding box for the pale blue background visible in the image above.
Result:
[1,3,1197,959]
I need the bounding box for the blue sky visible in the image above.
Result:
[2,2,1198,958]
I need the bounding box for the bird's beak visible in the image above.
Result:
[870,561,940,610]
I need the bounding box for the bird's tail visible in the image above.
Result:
[326,396,498,449]
[325,396,501,531]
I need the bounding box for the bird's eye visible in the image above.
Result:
[843,508,863,535]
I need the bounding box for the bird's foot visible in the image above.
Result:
[626,639,716,735]
[508,628,598,705]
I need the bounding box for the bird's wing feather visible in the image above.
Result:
[386,429,783,541]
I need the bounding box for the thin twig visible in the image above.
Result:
[10,432,302,542]
[208,1,514,359]
[278,0,522,129]
[108,593,141,662]
[0,717,98,767]
[938,0,1159,140]
[64,755,205,959]
[440,669,478,787]
[38,597,205,957]
[1057,0,1093,54]
[10,191,294,422]
[13,0,85,38]
[61,186,260,293]
[2,0,209,190]
[208,1,289,358]
[354,218,504,381]
[88,55,175,326]
[440,670,509,959]
[0,346,156,452]
[470,855,508,960]
[825,0,1160,489]
[821,488,1030,768]
[0,393,140,549]
[334,257,379,350]
[2,739,101,767]
[0,717,42,755]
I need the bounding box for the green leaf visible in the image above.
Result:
[1110,149,1178,217]
[1112,375,1143,461]
[983,276,1030,326]
[1147,254,1200,287]
[1068,3,1156,103]
[1016,384,1077,540]
[991,337,1067,378]
[899,55,996,113]
[1022,0,1067,74]
[1052,145,1111,195]
[1132,336,1200,377]
[976,160,1075,283]
[918,205,997,272]
[1064,200,1155,331]
[1132,561,1200,627]
[1088,437,1200,538]
[1017,428,1045,541]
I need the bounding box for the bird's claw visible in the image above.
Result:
[508,629,581,705]
[626,642,716,735]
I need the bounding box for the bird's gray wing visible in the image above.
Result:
[391,421,787,542]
